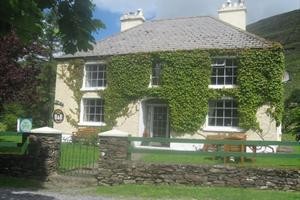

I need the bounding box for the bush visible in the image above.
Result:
[0,122,7,131]
[0,103,26,131]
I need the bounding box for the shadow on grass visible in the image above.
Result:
[0,175,44,190]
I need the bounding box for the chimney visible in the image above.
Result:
[120,9,145,32]
[218,0,247,30]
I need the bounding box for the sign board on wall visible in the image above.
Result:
[53,109,64,124]
[17,118,32,133]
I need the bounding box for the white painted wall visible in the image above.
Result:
[113,101,281,151]
[53,63,78,134]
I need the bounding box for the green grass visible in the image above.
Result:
[0,135,23,154]
[59,142,99,171]
[0,175,43,189]
[139,153,300,169]
[94,184,300,200]
[0,135,22,143]
[137,134,300,169]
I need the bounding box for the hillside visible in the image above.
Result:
[247,9,300,99]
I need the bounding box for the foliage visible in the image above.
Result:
[159,51,211,132]
[34,61,57,127]
[0,30,58,128]
[247,10,300,134]
[102,54,152,128]
[58,59,84,128]
[0,32,41,105]
[238,46,285,131]
[63,46,284,134]
[283,89,300,134]
[0,123,7,132]
[0,0,104,54]
[102,51,211,133]
[0,103,26,131]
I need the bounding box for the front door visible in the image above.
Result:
[145,104,169,138]
[152,105,169,138]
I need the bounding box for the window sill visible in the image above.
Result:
[78,122,106,127]
[202,126,244,132]
[208,85,237,89]
[80,87,106,91]
[148,85,160,88]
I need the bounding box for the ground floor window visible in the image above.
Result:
[82,98,104,123]
[208,99,238,127]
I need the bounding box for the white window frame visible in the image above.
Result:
[81,61,107,91]
[209,57,238,89]
[149,63,162,88]
[203,97,244,132]
[79,97,106,127]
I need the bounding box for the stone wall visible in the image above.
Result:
[0,132,61,179]
[97,134,300,191]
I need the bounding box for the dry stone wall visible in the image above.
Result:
[0,132,61,179]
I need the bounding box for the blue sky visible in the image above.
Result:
[92,0,300,41]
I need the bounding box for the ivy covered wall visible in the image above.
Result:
[61,45,285,135]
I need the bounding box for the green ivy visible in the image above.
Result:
[159,51,211,133]
[61,45,284,134]
[102,53,152,128]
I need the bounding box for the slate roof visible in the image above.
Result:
[60,16,272,59]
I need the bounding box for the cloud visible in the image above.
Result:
[93,0,300,24]
[93,0,158,17]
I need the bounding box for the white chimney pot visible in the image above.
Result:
[218,0,247,30]
[120,9,145,32]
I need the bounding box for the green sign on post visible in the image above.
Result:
[17,118,32,133]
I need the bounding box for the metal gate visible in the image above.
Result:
[59,135,99,176]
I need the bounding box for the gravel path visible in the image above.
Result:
[0,188,115,200]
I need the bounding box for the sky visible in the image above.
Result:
[92,0,300,40]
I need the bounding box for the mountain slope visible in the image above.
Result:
[247,9,300,99]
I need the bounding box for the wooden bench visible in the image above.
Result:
[202,133,247,163]
[202,135,226,160]
[202,134,225,152]
[72,127,98,142]
[224,133,247,164]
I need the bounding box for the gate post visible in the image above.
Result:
[29,127,62,177]
[98,130,130,185]
[99,130,130,161]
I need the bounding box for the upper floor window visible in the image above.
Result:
[208,99,238,127]
[151,63,162,86]
[83,63,106,89]
[210,58,237,87]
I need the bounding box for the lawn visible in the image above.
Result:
[59,142,99,172]
[139,153,300,169]
[94,184,300,200]
[136,134,300,169]
[0,134,24,154]
[0,135,22,143]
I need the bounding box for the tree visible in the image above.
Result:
[0,32,41,104]
[283,89,300,135]
[0,0,104,54]
[0,32,42,130]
